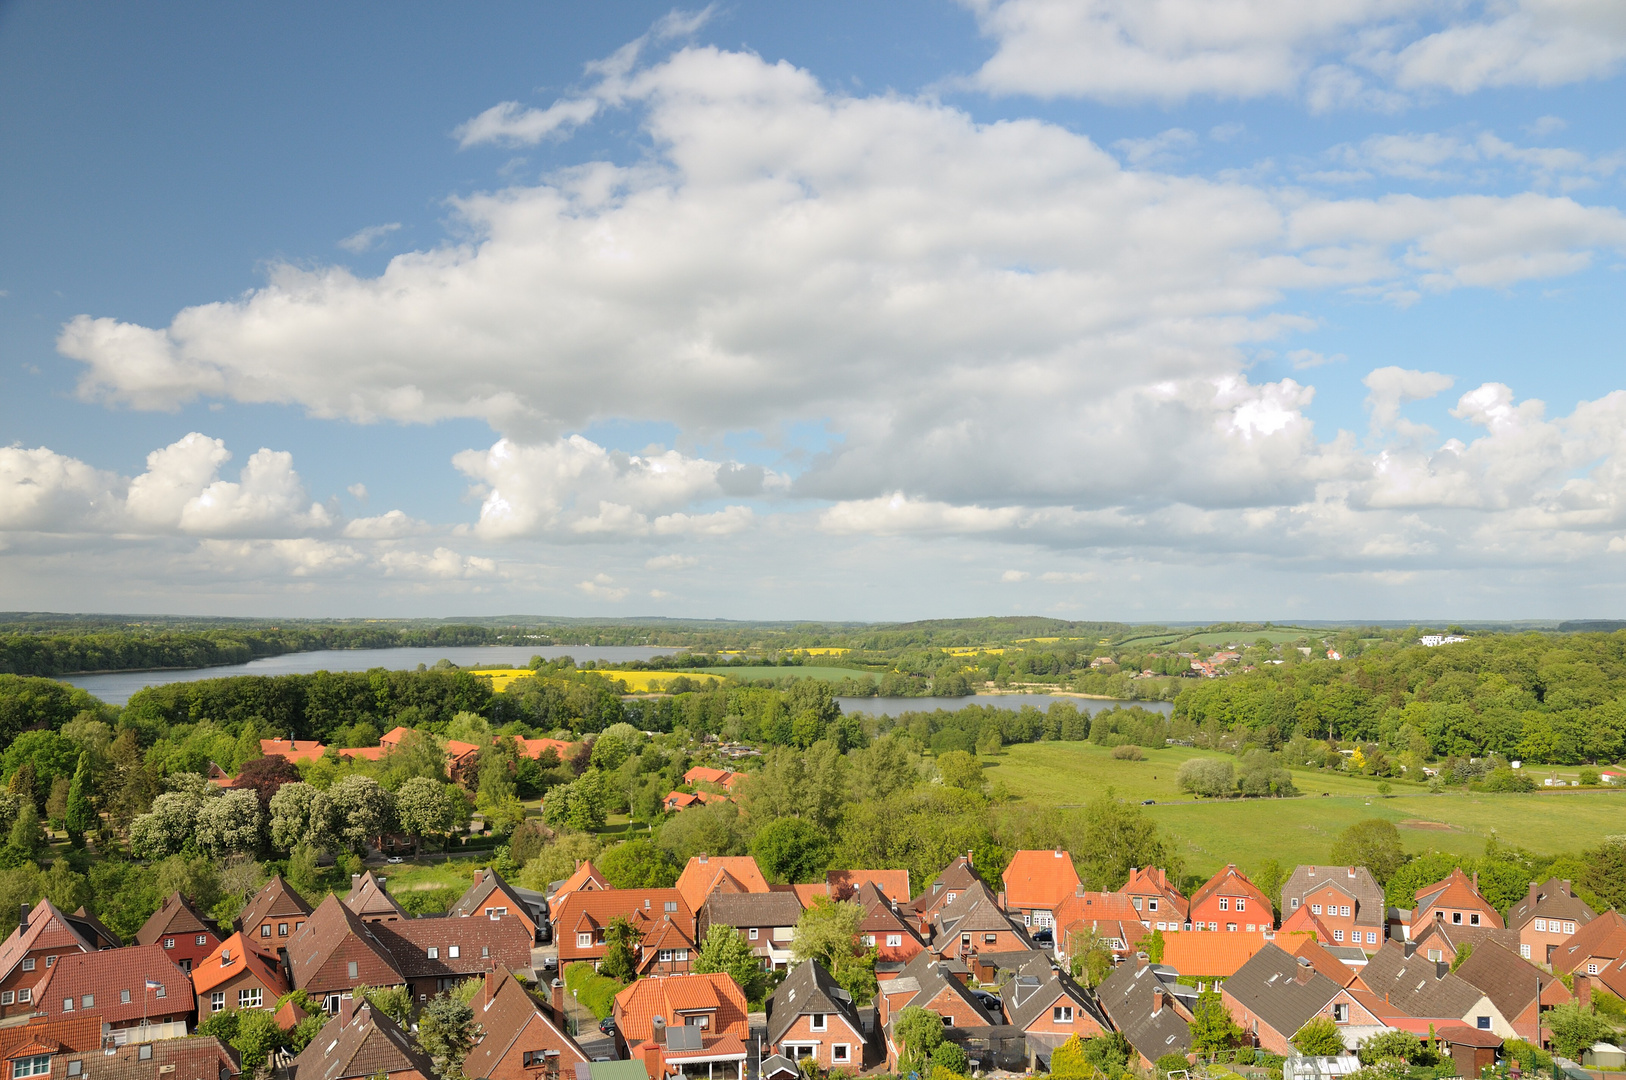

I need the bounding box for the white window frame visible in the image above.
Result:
[1236,899,1246,912]
[0,991,12,1005]
[428,947,439,959]
[197,935,208,946]
[1054,1005,1074,1022]
[1564,922,1576,934]
[211,991,225,1012]
[749,927,759,940]
[577,933,593,948]
[14,1055,50,1078]
[1148,899,1159,912]
[17,989,30,1003]
[886,934,902,947]
[811,1014,827,1032]
[1311,904,1321,915]
[449,946,460,958]
[832,1044,850,1064]
[21,958,35,972]
[1219,898,1229,911]
[240,988,263,1008]
[1333,930,1344,942]
[1332,1003,1349,1023]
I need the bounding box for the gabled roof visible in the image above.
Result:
[1279,904,1336,941]
[1359,941,1488,1020]
[1410,920,1521,959]
[1507,878,1597,932]
[1056,890,1142,935]
[935,880,1018,937]
[1452,939,1570,1019]
[910,855,981,913]
[0,1015,104,1060]
[239,874,313,931]
[372,914,535,979]
[344,872,408,920]
[614,973,750,1046]
[1283,866,1385,927]
[0,900,96,982]
[683,766,734,786]
[462,968,589,1079]
[192,932,291,996]
[768,960,863,1044]
[287,1002,433,1080]
[554,889,694,940]
[134,891,215,947]
[827,869,911,902]
[1553,911,1626,974]
[1276,933,1361,987]
[1002,850,1083,911]
[704,891,805,929]
[1158,930,1276,977]
[1414,869,1502,926]
[518,737,576,762]
[1223,945,1343,1041]
[676,855,769,913]
[288,894,404,989]
[1000,954,1105,1032]
[260,738,327,763]
[1123,867,1188,919]
[32,943,194,1024]
[638,915,697,973]
[1096,961,1191,1063]
[886,950,998,1024]
[67,906,122,950]
[60,1036,240,1080]
[553,860,608,900]
[447,868,533,922]
[1190,864,1274,917]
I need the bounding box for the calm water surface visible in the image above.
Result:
[63,645,681,705]
[835,694,1173,716]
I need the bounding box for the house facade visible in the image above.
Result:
[192,933,289,1020]
[551,890,694,969]
[1506,878,1596,965]
[698,892,804,971]
[1121,867,1188,932]
[1188,865,1274,933]
[767,961,870,1071]
[1412,869,1503,934]
[133,893,221,975]
[0,902,99,1020]
[1553,911,1626,978]
[1281,866,1385,951]
[237,875,312,948]
[929,882,1030,960]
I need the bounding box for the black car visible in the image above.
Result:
[1030,926,1054,944]
[598,1017,618,1036]
[972,990,1002,1013]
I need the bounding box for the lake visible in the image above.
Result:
[62,645,682,705]
[835,694,1173,716]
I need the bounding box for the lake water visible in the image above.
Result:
[62,645,682,705]
[835,694,1173,716]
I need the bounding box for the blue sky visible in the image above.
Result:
[2,0,1625,619]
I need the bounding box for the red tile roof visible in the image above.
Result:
[261,738,327,763]
[555,890,694,942]
[827,869,911,902]
[32,943,194,1024]
[675,856,769,913]
[0,900,96,983]
[519,737,576,761]
[554,861,608,900]
[192,932,291,996]
[1414,868,1503,928]
[683,767,734,787]
[1158,931,1277,978]
[1190,864,1273,920]
[0,1015,104,1059]
[1002,850,1083,911]
[1278,903,1335,941]
[1552,911,1626,974]
[613,973,749,1046]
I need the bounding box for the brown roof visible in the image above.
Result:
[703,891,805,929]
[1283,865,1386,928]
[1002,850,1083,911]
[287,894,404,993]
[675,856,769,913]
[60,1036,239,1080]
[192,932,291,997]
[1359,941,1488,1021]
[446,868,533,925]
[67,907,122,950]
[1123,867,1188,920]
[934,880,1020,937]
[288,1002,433,1080]
[0,900,96,981]
[1507,878,1598,933]
[239,875,313,932]
[32,944,194,1025]
[1223,945,1343,1042]
[135,892,216,947]
[372,914,534,978]
[910,855,980,913]
[1452,939,1571,1019]
[462,968,589,1079]
[1410,920,1521,958]
[343,872,408,920]
[767,960,864,1045]
[1553,911,1626,974]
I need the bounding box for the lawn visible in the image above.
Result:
[695,665,876,682]
[986,741,1626,875]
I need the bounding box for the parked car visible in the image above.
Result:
[599,1017,618,1036]
[972,990,1002,1013]
[541,955,558,971]
[1030,927,1054,944]
[387,856,404,863]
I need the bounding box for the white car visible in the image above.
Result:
[387,856,404,864]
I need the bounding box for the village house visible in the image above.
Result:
[259,738,326,764]
[612,973,750,1080]
[31,944,195,1041]
[851,882,927,980]
[906,853,982,935]
[635,914,698,977]
[1408,921,1520,967]
[1506,878,1596,965]
[133,893,221,974]
[1095,960,1192,1069]
[1551,911,1626,979]
[54,1035,241,1080]
[192,933,289,1020]
[928,881,1031,960]
[827,869,910,901]
[673,856,770,916]
[237,875,312,947]
[997,951,1109,1066]
[1412,869,1503,933]
[0,902,102,1020]
[551,890,694,970]
[285,1000,435,1080]
[343,872,409,924]
[517,736,576,763]
[445,868,546,943]
[697,892,804,971]
[877,952,1000,1070]
[1281,866,1385,950]
[1121,867,1188,932]
[287,895,406,1012]
[1221,945,1385,1055]
[1187,865,1274,933]
[1054,890,1144,963]
[461,968,590,1080]
[767,960,870,1071]
[1452,939,1570,1044]
[369,914,535,1006]
[1360,940,1513,1037]
[1000,849,1082,932]
[550,861,608,904]
[682,767,745,793]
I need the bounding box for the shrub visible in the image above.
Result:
[1476,767,1535,793]
[395,885,461,915]
[563,961,624,1020]
[1579,768,1601,787]
[1155,1053,1191,1077]
[1112,744,1144,761]
[1178,757,1235,798]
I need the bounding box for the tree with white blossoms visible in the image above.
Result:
[269,781,323,853]
[318,775,396,855]
[128,773,214,859]
[396,777,458,850]
[196,788,264,858]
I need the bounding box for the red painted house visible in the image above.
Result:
[462,968,590,1080]
[767,960,871,1071]
[1188,865,1274,933]
[1001,849,1082,932]
[134,893,221,974]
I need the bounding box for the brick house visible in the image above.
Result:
[0,1014,104,1080]
[1360,941,1512,1038]
[1188,865,1274,933]
[852,882,927,980]
[1000,850,1082,932]
[1054,891,1145,962]
[461,969,590,1080]
[1095,960,1192,1070]
[343,872,409,924]
[0,902,100,1020]
[1506,878,1597,965]
[906,854,981,936]
[134,893,221,974]
[767,960,870,1071]
[1408,921,1521,967]
[551,861,608,904]
[287,895,406,1011]
[237,875,312,948]
[1412,869,1503,933]
[285,1000,435,1080]
[1221,945,1385,1055]
[613,974,750,1080]
[698,892,805,971]
[1452,939,1571,1044]
[32,944,195,1035]
[1282,866,1385,951]
[878,952,1000,1070]
[674,856,770,915]
[998,952,1109,1065]
[1121,867,1188,931]
[552,890,694,969]
[446,869,541,943]
[636,914,698,977]
[1552,911,1626,979]
[192,933,290,1020]
[928,881,1030,961]
[54,1035,241,1080]
[371,913,535,1006]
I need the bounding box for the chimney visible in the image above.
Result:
[653,1015,666,1044]
[1528,882,1540,908]
[551,978,566,1025]
[698,854,708,865]
[966,849,974,867]
[1152,986,1166,1014]
[351,874,362,889]
[338,996,359,1026]
[18,904,29,933]
[1562,879,1572,896]
[1472,871,1479,893]
[643,1042,666,1079]
[1575,973,1592,1009]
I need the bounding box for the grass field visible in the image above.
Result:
[1115,628,1319,647]
[987,741,1626,875]
[696,666,875,682]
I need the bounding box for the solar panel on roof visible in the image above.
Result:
[664,1026,703,1051]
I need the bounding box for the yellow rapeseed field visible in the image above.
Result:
[799,647,850,656]
[469,669,534,692]
[472,667,726,693]
[942,646,1003,656]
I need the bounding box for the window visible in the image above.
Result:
[749,928,759,940]
[449,946,460,958]
[211,992,225,1012]
[941,1015,953,1026]
[1476,1016,1491,1030]
[18,990,29,1003]
[578,933,592,948]
[676,950,688,961]
[1246,924,1256,933]
[295,922,303,931]
[481,947,489,959]
[832,1045,849,1064]
[811,1014,827,1032]
[1470,914,1481,926]
[63,997,75,1011]
[45,956,54,967]
[985,933,998,944]
[154,985,165,999]
[1332,1004,1348,1022]
[68,1063,81,1077]
[1054,1005,1074,1023]
[1022,913,1031,926]
[1291,898,1301,910]
[1132,897,1143,910]
[887,934,902,947]
[1427,950,1442,962]
[1208,922,1218,932]
[947,893,957,904]
[1226,923,1237,932]
[1452,912,1463,924]
[139,1047,152,1061]
[165,937,175,948]
[1521,945,1532,959]
[1588,963,1600,975]
[1333,930,1344,942]
[1367,932,1378,945]
[1219,898,1229,911]
[1564,922,1577,934]
[861,935,876,947]
[0,991,12,1005]
[1534,919,1547,932]
[261,925,272,938]
[1311,904,1322,915]
[14,1055,49,1077]
[665,902,678,913]
[239,988,263,1008]
[197,935,208,946]
[82,995,94,1009]
[348,961,359,979]
[428,947,439,959]
[21,958,34,972]
[278,923,289,936]
[1148,899,1159,912]
[687,1016,708,1029]
[1236,899,1246,912]
[660,950,674,962]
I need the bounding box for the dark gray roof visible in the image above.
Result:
[1097,961,1190,1063]
[760,1054,799,1080]
[1507,879,1597,933]
[703,891,806,928]
[999,960,1108,1032]
[768,960,863,1045]
[1223,945,1342,1041]
[447,868,533,921]
[936,882,1020,937]
[890,950,999,1025]
[1283,866,1386,928]
[1360,942,1488,1021]
[288,1003,433,1080]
